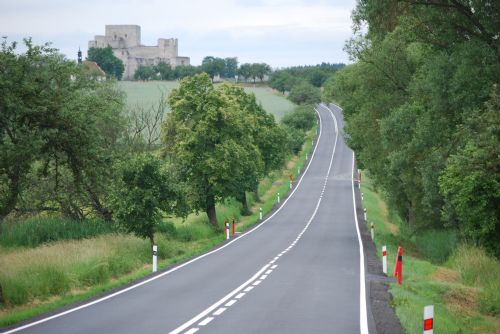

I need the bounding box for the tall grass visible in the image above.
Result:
[451,245,500,315]
[415,229,458,264]
[0,217,116,248]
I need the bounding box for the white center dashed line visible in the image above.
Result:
[198,317,213,326]
[213,308,226,316]
[172,107,340,334]
[225,300,237,307]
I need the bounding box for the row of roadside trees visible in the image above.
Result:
[1,39,316,248]
[134,56,272,83]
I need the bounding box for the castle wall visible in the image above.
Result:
[89,25,190,80]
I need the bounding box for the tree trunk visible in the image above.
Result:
[253,184,261,203]
[238,191,251,216]
[205,196,219,230]
[86,185,113,222]
[149,235,155,249]
[0,282,4,305]
[0,172,21,229]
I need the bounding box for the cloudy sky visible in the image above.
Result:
[0,0,357,68]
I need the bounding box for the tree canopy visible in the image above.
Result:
[87,45,124,80]
[325,0,500,256]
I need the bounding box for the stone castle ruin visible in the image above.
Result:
[88,25,190,80]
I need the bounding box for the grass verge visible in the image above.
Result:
[360,174,499,333]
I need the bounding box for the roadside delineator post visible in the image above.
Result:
[361,192,364,201]
[364,208,367,221]
[277,192,280,204]
[297,167,300,175]
[306,153,308,160]
[370,222,374,240]
[358,169,362,189]
[232,217,235,236]
[259,207,263,220]
[225,218,230,240]
[393,246,403,285]
[382,245,387,274]
[152,245,158,273]
[423,305,434,334]
[289,175,293,189]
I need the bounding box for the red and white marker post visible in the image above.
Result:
[232,217,235,236]
[259,207,263,220]
[225,218,230,240]
[277,192,280,204]
[364,208,367,221]
[423,305,434,334]
[382,245,387,275]
[370,222,375,240]
[358,169,362,189]
[393,246,403,285]
[289,175,293,189]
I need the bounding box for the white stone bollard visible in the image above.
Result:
[152,245,158,273]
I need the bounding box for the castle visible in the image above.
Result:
[88,25,190,80]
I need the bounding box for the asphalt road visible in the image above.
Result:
[3,104,370,334]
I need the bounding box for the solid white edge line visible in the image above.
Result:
[325,103,369,334]
[1,104,326,334]
[169,264,269,334]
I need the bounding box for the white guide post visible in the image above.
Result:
[382,245,387,275]
[152,245,158,273]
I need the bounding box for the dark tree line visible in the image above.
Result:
[324,0,499,256]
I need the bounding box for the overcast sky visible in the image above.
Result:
[0,0,357,68]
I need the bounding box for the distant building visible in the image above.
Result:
[82,60,106,81]
[88,25,190,80]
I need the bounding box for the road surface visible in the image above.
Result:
[3,104,370,334]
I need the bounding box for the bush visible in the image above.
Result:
[288,81,321,105]
[0,217,116,248]
[415,229,457,264]
[281,105,316,131]
[283,126,305,154]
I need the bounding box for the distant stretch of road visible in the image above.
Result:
[3,104,369,334]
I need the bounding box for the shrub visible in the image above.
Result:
[283,126,305,154]
[415,229,457,264]
[281,105,316,131]
[0,217,116,248]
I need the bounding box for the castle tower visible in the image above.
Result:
[77,48,82,64]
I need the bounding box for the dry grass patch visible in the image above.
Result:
[444,286,479,316]
[430,267,459,283]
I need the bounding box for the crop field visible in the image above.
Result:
[117,81,295,121]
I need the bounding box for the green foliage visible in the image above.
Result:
[238,63,271,83]
[0,217,116,248]
[331,0,500,253]
[134,64,155,81]
[281,105,316,130]
[269,63,344,92]
[414,229,457,264]
[163,74,273,227]
[87,45,124,80]
[110,154,186,245]
[288,81,321,105]
[0,38,127,224]
[201,56,226,80]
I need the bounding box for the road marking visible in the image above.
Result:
[235,293,245,299]
[265,270,273,275]
[168,264,269,334]
[225,300,237,307]
[243,286,254,292]
[213,308,226,316]
[325,103,369,334]
[198,317,213,326]
[271,265,277,269]
[260,275,268,280]
[184,328,199,334]
[170,105,339,334]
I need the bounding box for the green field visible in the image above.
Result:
[117,81,295,121]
